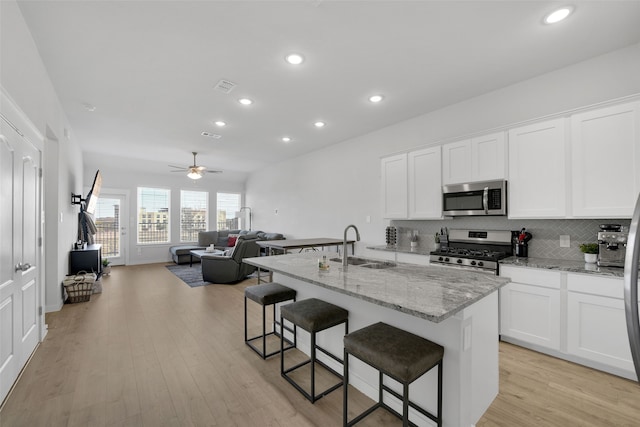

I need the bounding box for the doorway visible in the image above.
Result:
[94,192,128,266]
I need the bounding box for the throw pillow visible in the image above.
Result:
[227,234,240,247]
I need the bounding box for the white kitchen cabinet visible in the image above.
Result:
[571,101,640,218]
[500,266,562,351]
[408,146,442,219]
[442,132,506,185]
[381,153,408,219]
[567,273,637,376]
[508,118,567,218]
[382,147,442,220]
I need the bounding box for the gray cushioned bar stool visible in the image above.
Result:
[280,298,349,403]
[244,283,297,359]
[343,322,444,427]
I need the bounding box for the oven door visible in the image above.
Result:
[442,180,507,216]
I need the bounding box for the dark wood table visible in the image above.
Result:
[256,238,356,256]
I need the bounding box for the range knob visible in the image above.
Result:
[438,257,444,262]
[478,261,484,267]
[456,259,463,264]
[470,260,477,266]
[444,258,450,262]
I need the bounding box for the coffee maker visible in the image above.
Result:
[597,224,627,267]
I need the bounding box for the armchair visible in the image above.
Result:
[201,236,261,284]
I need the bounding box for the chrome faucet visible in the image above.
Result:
[343,224,361,268]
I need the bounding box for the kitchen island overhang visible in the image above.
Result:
[243,253,509,427]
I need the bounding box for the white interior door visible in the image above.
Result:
[0,122,41,404]
[94,193,127,266]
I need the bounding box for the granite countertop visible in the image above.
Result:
[244,252,509,323]
[367,244,432,256]
[500,256,626,278]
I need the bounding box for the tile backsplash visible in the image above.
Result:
[390,217,631,261]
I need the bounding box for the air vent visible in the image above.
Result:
[201,132,222,139]
[214,79,237,93]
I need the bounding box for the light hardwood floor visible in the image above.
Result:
[1,263,639,426]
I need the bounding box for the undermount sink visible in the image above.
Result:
[329,257,397,269]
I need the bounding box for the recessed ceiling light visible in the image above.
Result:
[82,102,96,112]
[214,121,226,127]
[238,98,253,105]
[369,95,384,103]
[285,53,305,65]
[544,7,573,24]
[282,136,292,143]
[201,132,222,139]
[314,121,326,128]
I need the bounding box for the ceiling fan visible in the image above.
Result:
[169,152,222,180]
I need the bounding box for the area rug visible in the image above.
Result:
[165,264,209,287]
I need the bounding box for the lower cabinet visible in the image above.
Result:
[500,266,638,381]
[500,266,561,351]
[567,273,636,374]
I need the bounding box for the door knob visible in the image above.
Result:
[15,262,31,272]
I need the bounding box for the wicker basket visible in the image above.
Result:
[63,271,94,303]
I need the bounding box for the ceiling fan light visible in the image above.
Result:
[187,170,203,180]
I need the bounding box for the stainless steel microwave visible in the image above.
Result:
[442,180,507,216]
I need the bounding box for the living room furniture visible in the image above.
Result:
[343,322,444,426]
[244,282,296,359]
[200,236,261,283]
[189,249,223,267]
[256,237,355,256]
[170,230,284,264]
[280,298,348,403]
[69,244,102,276]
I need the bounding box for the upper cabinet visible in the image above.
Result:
[381,153,408,219]
[442,132,506,185]
[508,118,567,218]
[570,101,640,218]
[408,146,442,219]
[381,147,442,220]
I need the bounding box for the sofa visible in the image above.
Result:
[169,230,284,264]
[200,235,261,284]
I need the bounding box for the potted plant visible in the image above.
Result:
[102,258,112,276]
[579,243,599,264]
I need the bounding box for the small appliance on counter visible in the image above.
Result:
[598,224,627,267]
[385,226,397,248]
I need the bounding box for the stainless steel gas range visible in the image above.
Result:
[429,229,513,274]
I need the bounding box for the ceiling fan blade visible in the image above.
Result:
[170,170,187,173]
[168,165,187,169]
[208,170,223,174]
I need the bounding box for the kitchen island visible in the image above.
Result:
[244,253,509,427]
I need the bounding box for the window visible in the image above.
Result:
[217,192,241,231]
[94,197,121,257]
[137,187,170,244]
[180,190,208,242]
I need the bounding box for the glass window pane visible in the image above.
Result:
[137,187,170,244]
[95,197,120,257]
[180,190,208,242]
[217,192,241,231]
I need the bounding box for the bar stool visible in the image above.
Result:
[343,322,444,427]
[280,298,349,403]
[244,283,297,359]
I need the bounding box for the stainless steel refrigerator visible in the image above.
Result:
[624,194,640,382]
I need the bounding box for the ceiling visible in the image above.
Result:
[16,0,640,180]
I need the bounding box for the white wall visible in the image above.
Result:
[245,42,640,255]
[83,152,245,265]
[1,0,84,312]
